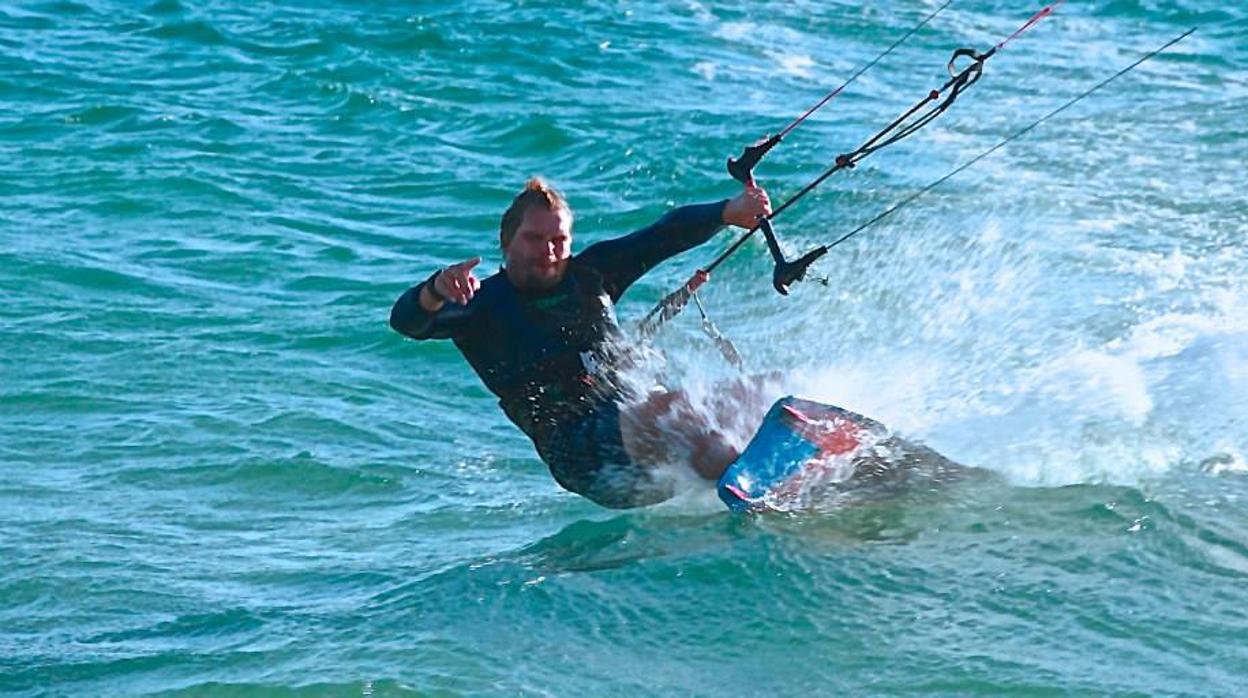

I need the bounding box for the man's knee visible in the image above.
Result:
[690,430,739,480]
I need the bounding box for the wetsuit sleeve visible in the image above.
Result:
[575,200,728,300]
[389,279,478,340]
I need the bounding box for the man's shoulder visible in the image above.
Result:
[471,267,507,292]
[430,268,508,342]
[571,240,614,272]
[466,267,519,309]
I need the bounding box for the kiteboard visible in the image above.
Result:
[716,395,892,512]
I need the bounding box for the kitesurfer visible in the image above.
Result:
[389,177,772,508]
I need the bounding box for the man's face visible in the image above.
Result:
[503,206,572,291]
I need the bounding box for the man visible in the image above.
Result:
[390,177,772,508]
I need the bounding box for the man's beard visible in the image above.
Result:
[512,262,565,291]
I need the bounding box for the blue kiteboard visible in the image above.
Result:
[717,395,887,512]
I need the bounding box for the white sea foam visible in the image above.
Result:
[770,52,815,79]
[690,61,717,81]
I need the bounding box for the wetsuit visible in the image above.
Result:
[389,200,727,508]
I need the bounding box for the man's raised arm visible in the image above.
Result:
[577,186,771,299]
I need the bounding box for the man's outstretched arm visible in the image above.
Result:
[389,257,482,340]
[577,186,771,299]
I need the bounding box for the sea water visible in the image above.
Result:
[2,1,1246,694]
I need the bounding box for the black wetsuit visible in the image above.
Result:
[389,201,727,508]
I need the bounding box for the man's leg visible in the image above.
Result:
[618,388,741,481]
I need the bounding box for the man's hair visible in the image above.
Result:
[499,177,572,248]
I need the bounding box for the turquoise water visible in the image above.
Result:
[3,0,1247,694]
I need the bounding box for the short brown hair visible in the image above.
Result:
[499,177,572,248]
